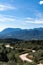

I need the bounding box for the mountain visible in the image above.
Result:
[0,28,43,40]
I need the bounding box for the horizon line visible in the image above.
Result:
[0,27,43,32]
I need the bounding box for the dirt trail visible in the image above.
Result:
[19,53,33,62]
[19,53,43,65]
[37,63,43,65]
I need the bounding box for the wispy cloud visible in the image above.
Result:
[24,17,43,24]
[0,4,16,11]
[0,15,15,22]
[39,1,43,5]
[23,12,43,24]
[23,9,43,24]
[0,11,43,24]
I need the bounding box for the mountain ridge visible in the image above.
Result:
[0,27,43,40]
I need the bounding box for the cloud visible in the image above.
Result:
[0,13,43,24]
[0,15,15,22]
[0,4,16,11]
[25,17,33,20]
[1,15,42,24]
[39,1,43,5]
[24,17,43,24]
[23,11,43,24]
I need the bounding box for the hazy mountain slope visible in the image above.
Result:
[0,28,43,40]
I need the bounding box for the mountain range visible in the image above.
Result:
[0,28,43,40]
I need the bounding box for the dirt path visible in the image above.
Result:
[37,63,43,65]
[19,53,33,62]
[19,53,43,65]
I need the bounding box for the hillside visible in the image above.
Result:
[0,39,43,65]
[0,28,43,40]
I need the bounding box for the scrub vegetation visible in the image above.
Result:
[0,39,43,65]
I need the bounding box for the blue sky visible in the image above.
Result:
[0,0,43,31]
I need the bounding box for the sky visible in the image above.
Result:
[0,0,43,31]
